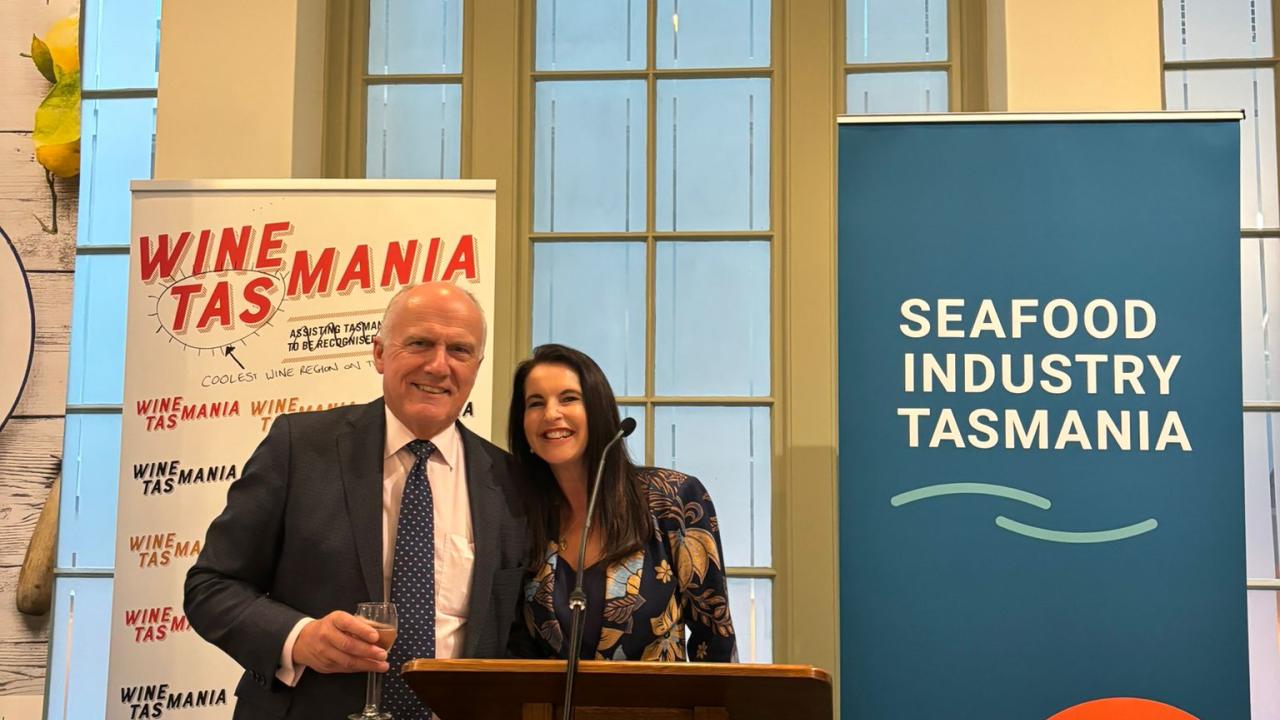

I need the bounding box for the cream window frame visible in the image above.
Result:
[324,0,983,686]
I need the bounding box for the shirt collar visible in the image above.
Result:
[383,406,459,471]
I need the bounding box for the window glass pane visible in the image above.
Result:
[1165,68,1279,228]
[45,577,114,720]
[78,97,157,247]
[1243,413,1280,579]
[846,0,947,64]
[1241,237,1280,402]
[846,70,948,113]
[533,242,646,396]
[1248,590,1280,719]
[653,406,770,567]
[620,404,646,463]
[58,413,121,569]
[655,241,770,396]
[655,78,770,231]
[83,0,161,90]
[656,0,770,69]
[727,577,773,663]
[66,254,129,405]
[534,80,647,232]
[1162,0,1273,61]
[536,0,645,70]
[368,0,462,74]
[366,83,462,179]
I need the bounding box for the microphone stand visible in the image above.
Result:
[561,419,635,720]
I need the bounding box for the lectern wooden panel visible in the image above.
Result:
[402,659,832,719]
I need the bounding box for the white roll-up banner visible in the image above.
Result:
[107,180,496,719]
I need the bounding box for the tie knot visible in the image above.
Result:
[405,439,436,461]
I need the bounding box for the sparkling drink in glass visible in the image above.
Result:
[349,602,397,720]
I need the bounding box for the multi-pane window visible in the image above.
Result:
[48,2,161,718]
[528,0,776,663]
[1162,1,1280,716]
[347,0,973,665]
[843,0,952,113]
[364,0,463,178]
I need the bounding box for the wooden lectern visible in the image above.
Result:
[403,659,832,719]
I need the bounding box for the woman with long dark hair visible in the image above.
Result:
[508,343,736,662]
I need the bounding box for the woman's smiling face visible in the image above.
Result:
[522,362,590,472]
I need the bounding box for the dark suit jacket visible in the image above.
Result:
[184,398,528,719]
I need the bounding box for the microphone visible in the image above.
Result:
[561,417,637,720]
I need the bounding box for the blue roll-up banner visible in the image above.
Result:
[837,113,1249,720]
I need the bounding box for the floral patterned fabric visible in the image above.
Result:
[519,468,737,662]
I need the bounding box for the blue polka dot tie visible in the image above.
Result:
[383,439,436,720]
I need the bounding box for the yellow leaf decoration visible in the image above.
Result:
[649,594,681,638]
[43,16,80,77]
[642,596,686,661]
[540,619,563,654]
[685,588,734,638]
[30,35,55,83]
[640,633,685,662]
[35,72,80,149]
[530,552,557,612]
[602,594,644,627]
[596,627,625,656]
[604,551,644,600]
[671,528,721,590]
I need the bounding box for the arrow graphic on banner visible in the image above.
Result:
[224,345,244,369]
[890,482,1158,544]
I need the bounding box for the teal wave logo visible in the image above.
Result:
[890,482,1158,544]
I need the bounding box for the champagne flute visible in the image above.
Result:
[349,602,398,720]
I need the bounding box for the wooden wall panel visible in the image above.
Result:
[0,134,79,273]
[0,419,63,567]
[0,21,51,134]
[0,0,82,705]
[13,273,73,417]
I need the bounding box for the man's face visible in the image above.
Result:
[373,286,485,439]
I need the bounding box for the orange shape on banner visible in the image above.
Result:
[1049,697,1199,720]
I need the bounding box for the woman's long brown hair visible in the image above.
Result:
[508,344,653,568]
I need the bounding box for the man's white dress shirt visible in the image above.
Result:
[276,409,475,684]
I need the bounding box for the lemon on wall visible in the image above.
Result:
[30,15,80,179]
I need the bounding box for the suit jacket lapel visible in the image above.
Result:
[459,422,499,657]
[337,398,387,602]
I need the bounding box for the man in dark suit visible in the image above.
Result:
[185,282,528,719]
